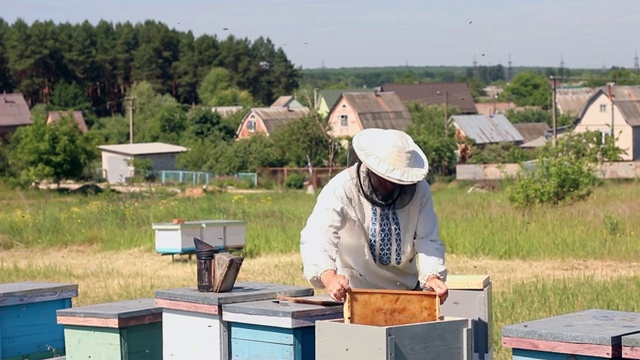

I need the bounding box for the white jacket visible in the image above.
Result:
[300,164,447,290]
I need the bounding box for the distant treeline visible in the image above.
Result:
[300,64,640,90]
[0,18,300,116]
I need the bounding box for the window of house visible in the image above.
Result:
[340,115,348,127]
[600,104,607,112]
[247,120,256,132]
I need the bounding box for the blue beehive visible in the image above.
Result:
[0,281,78,359]
[222,296,343,360]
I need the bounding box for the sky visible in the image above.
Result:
[2,0,639,70]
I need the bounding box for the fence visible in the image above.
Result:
[148,170,258,187]
[257,167,346,190]
[456,161,640,181]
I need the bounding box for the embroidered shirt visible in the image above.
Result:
[299,164,447,290]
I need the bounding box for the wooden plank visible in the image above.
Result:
[57,298,162,328]
[57,313,162,328]
[503,337,619,358]
[445,275,491,290]
[154,282,313,306]
[213,253,244,293]
[0,282,78,307]
[344,289,439,326]
[275,295,341,307]
[623,333,640,359]
[512,348,605,360]
[623,347,640,360]
[154,298,220,315]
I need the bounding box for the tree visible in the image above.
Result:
[405,103,459,176]
[505,108,574,127]
[197,67,253,107]
[502,71,551,108]
[51,81,91,110]
[270,114,336,167]
[508,131,623,208]
[184,107,235,141]
[466,142,535,165]
[9,116,97,187]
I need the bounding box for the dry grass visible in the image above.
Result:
[1,247,637,306]
[2,247,639,360]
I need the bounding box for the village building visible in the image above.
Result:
[0,92,32,141]
[235,107,310,139]
[326,91,412,139]
[98,142,188,184]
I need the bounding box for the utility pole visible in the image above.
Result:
[550,76,558,147]
[125,96,135,144]
[444,90,449,132]
[608,83,615,137]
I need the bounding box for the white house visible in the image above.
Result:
[98,142,188,184]
[574,85,640,161]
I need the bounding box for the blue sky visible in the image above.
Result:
[3,0,639,70]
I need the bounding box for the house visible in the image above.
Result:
[513,123,550,149]
[513,123,550,143]
[235,107,310,139]
[380,83,478,114]
[327,91,412,139]
[475,102,516,116]
[316,88,375,118]
[212,106,244,118]
[270,95,305,109]
[574,85,640,160]
[556,87,594,118]
[98,142,188,184]
[46,111,88,133]
[449,114,524,147]
[0,92,32,140]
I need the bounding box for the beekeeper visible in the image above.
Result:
[300,128,448,303]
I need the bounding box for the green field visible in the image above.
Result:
[0,180,638,359]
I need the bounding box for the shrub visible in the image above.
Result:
[284,173,305,189]
[507,131,620,208]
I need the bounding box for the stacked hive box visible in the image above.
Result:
[502,309,640,359]
[56,298,162,360]
[222,296,343,359]
[0,282,78,360]
[154,282,313,360]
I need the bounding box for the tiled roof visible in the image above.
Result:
[252,107,310,135]
[47,111,88,133]
[0,93,32,127]
[341,92,412,131]
[380,83,477,114]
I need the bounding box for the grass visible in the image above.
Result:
[0,180,639,360]
[1,181,639,260]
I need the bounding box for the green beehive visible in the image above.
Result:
[56,298,162,360]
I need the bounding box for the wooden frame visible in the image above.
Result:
[344,288,440,326]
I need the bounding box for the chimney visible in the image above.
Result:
[286,105,291,112]
[374,89,380,97]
